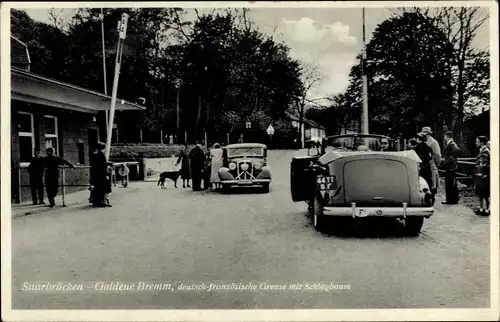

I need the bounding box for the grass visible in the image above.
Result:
[110,144,207,159]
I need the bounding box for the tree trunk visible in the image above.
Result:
[196,95,202,133]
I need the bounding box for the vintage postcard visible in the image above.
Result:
[1,1,498,321]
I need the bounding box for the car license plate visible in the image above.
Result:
[238,180,253,185]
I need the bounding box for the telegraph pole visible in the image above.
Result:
[361,8,369,134]
[105,13,128,161]
[100,8,109,131]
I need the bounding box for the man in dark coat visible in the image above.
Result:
[28,149,46,205]
[189,142,206,191]
[90,142,112,207]
[410,135,434,194]
[44,147,75,208]
[441,131,460,204]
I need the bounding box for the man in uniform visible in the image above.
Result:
[44,147,76,207]
[27,149,45,205]
[441,131,460,204]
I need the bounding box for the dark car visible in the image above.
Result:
[290,134,434,235]
[218,143,272,192]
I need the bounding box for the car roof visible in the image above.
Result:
[225,143,267,149]
[318,150,422,164]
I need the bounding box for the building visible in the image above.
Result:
[10,36,145,203]
[287,112,326,148]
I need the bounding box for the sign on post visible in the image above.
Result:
[267,124,275,148]
[266,125,275,135]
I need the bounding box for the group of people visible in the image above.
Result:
[27,147,76,208]
[176,141,224,192]
[406,126,490,216]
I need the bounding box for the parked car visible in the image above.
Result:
[290,134,434,235]
[218,143,272,192]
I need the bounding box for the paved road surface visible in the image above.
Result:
[11,150,490,309]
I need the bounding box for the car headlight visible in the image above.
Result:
[253,162,263,170]
[229,162,236,170]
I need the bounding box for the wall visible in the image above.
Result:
[11,100,94,203]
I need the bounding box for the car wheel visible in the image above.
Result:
[404,217,424,236]
[262,183,270,193]
[313,196,326,232]
[221,184,230,194]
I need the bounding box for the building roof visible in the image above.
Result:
[11,67,146,113]
[286,110,326,130]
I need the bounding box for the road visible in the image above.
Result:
[11,150,490,309]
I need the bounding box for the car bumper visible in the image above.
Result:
[221,179,271,186]
[322,202,434,218]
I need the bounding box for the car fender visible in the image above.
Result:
[256,166,272,179]
[218,167,235,180]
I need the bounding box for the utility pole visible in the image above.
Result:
[105,13,128,161]
[361,8,369,134]
[100,8,109,132]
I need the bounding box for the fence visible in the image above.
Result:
[13,161,141,205]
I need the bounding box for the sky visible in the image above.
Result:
[21,5,491,105]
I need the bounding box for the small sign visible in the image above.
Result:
[266,124,275,135]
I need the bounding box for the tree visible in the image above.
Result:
[292,61,324,147]
[393,7,490,139]
[339,11,454,139]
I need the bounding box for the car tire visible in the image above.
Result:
[221,184,230,194]
[313,196,326,232]
[404,217,424,236]
[262,183,270,193]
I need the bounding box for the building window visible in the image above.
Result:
[77,142,85,165]
[18,112,34,164]
[44,115,58,154]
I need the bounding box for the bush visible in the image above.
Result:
[110,144,208,159]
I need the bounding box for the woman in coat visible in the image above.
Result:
[176,143,191,188]
[474,136,490,216]
[210,143,224,189]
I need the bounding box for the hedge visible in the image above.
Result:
[110,144,208,159]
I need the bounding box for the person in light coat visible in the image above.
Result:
[421,127,441,205]
[209,143,224,190]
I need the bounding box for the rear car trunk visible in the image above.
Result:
[343,159,411,207]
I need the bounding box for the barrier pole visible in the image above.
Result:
[18,167,22,203]
[61,168,66,207]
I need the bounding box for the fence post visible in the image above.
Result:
[184,131,187,143]
[61,168,66,207]
[160,129,163,144]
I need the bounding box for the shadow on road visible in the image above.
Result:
[305,215,419,239]
[215,187,270,195]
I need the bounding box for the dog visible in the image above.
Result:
[157,170,180,189]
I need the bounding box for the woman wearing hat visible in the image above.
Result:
[474,136,490,216]
[89,142,112,207]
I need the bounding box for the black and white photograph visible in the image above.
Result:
[1,1,498,321]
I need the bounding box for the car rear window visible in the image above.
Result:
[343,159,410,206]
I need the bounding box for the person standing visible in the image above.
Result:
[169,134,174,145]
[27,149,46,205]
[44,147,75,208]
[440,131,460,204]
[176,143,191,188]
[189,142,205,191]
[89,142,112,207]
[203,151,211,190]
[474,136,490,216]
[410,135,434,192]
[210,143,223,190]
[421,126,441,205]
